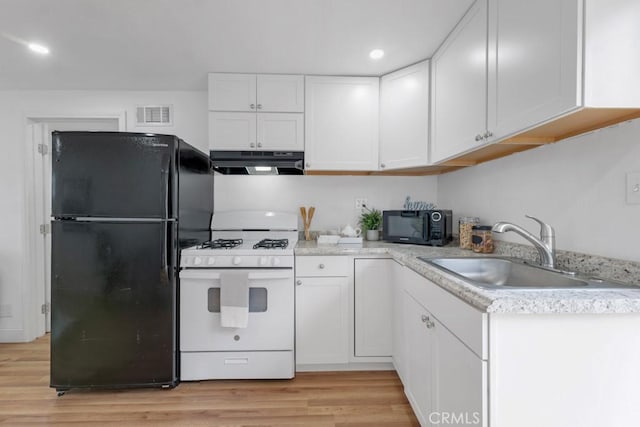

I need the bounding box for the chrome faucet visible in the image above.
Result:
[492,215,556,268]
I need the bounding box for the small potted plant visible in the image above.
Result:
[359,206,382,241]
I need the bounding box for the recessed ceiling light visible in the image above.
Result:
[28,43,49,55]
[369,49,385,60]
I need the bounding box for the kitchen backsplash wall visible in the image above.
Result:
[438,118,640,263]
[214,175,438,232]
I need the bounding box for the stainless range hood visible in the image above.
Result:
[210,151,304,175]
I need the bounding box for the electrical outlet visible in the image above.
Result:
[627,172,640,205]
[355,198,368,209]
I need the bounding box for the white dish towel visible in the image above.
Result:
[219,271,249,328]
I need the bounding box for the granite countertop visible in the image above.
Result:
[294,240,640,315]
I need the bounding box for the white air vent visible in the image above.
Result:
[136,105,173,126]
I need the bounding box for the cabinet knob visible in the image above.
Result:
[421,315,428,323]
[250,104,256,109]
[484,130,493,139]
[257,104,262,110]
[380,163,386,168]
[250,143,256,148]
[296,280,302,286]
[426,319,435,329]
[475,134,483,142]
[318,263,325,269]
[257,142,262,148]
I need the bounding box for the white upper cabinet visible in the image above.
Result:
[379,60,430,170]
[486,0,581,141]
[208,73,304,151]
[430,0,488,164]
[305,76,379,171]
[208,73,257,112]
[209,112,256,151]
[583,0,640,107]
[431,0,640,165]
[209,73,303,112]
[257,75,304,112]
[209,112,303,151]
[257,113,303,151]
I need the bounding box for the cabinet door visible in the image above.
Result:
[404,292,434,426]
[257,75,304,112]
[295,277,349,365]
[354,259,393,357]
[392,262,408,382]
[208,73,257,112]
[433,315,487,427]
[430,0,488,164]
[380,60,430,170]
[305,76,379,171]
[487,0,580,140]
[257,113,304,151]
[209,112,256,151]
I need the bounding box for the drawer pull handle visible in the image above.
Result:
[319,264,325,269]
[224,358,249,365]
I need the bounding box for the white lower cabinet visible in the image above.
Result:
[397,266,487,427]
[404,292,435,425]
[354,258,394,357]
[391,260,408,382]
[295,256,350,365]
[433,314,486,427]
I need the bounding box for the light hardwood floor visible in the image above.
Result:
[0,335,418,426]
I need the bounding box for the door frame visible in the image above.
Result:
[22,112,126,342]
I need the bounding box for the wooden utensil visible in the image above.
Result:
[300,206,315,241]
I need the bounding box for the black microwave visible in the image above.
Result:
[382,210,453,246]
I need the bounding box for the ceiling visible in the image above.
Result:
[0,0,474,91]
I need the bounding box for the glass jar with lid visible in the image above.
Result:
[459,217,480,249]
[471,225,494,253]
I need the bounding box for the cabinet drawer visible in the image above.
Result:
[296,256,349,277]
[181,351,294,380]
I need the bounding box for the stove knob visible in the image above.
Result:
[207,257,216,265]
[194,257,203,265]
[271,257,281,267]
[232,256,242,266]
[259,257,268,266]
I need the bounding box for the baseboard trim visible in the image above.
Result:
[296,362,394,372]
[0,329,27,343]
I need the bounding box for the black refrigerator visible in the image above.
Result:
[49,131,213,393]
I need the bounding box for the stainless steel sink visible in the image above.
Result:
[418,256,638,290]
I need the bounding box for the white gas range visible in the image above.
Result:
[179,211,297,381]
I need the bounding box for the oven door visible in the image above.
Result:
[179,268,294,351]
[382,210,429,244]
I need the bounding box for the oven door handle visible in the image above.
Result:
[179,269,293,281]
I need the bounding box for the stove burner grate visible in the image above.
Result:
[253,238,289,249]
[200,239,243,249]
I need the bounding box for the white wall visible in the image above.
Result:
[0,90,207,342]
[438,118,640,262]
[215,175,438,232]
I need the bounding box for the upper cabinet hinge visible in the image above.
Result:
[39,223,50,235]
[37,144,49,155]
[41,303,50,314]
